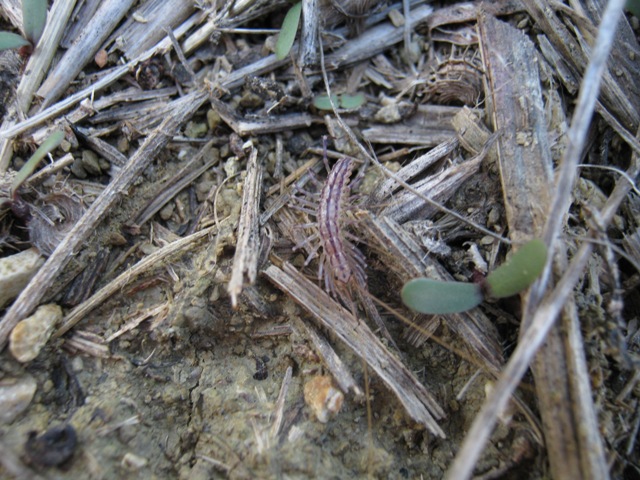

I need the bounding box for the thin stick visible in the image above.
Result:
[0,91,209,349]
[54,224,218,338]
[317,26,510,244]
[446,1,627,477]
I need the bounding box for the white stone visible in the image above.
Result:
[0,248,44,308]
[0,375,37,424]
[9,304,62,362]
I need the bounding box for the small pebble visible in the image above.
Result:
[375,104,401,124]
[184,121,208,138]
[159,203,175,221]
[25,424,77,467]
[98,157,111,172]
[0,248,44,308]
[10,304,62,362]
[117,136,129,153]
[303,376,344,423]
[81,150,101,175]
[0,376,37,424]
[207,109,221,130]
[122,452,148,470]
[70,158,88,179]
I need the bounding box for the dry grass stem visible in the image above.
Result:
[54,223,221,339]
[228,147,263,307]
[0,91,209,348]
[265,262,446,437]
[447,1,628,477]
[295,318,362,396]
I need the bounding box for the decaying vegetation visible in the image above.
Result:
[0,0,639,478]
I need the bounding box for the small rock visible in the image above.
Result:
[70,157,88,179]
[239,91,263,109]
[94,49,108,68]
[184,121,208,138]
[159,203,175,221]
[9,304,62,362]
[207,109,221,130]
[303,375,344,423]
[117,136,129,153]
[98,157,111,172]
[0,248,44,308]
[25,424,77,467]
[375,103,402,124]
[0,375,37,424]
[81,150,102,175]
[122,452,148,470]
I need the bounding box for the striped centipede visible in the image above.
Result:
[291,157,366,298]
[317,157,366,295]
[289,156,397,346]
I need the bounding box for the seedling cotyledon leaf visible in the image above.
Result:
[401,279,483,315]
[0,0,48,52]
[275,2,302,60]
[402,239,548,315]
[313,93,366,111]
[484,238,548,298]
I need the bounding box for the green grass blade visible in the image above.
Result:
[0,31,30,51]
[11,130,64,194]
[485,239,548,298]
[22,0,48,44]
[402,278,483,314]
[275,2,301,60]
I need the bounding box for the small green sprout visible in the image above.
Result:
[313,93,366,110]
[0,0,48,53]
[275,2,302,60]
[11,130,64,196]
[402,239,548,315]
[1,130,64,211]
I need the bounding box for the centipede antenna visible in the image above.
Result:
[321,135,331,172]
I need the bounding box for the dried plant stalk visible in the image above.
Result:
[54,223,220,338]
[295,318,361,396]
[447,2,626,477]
[264,262,446,437]
[37,0,137,108]
[228,147,263,307]
[0,90,209,350]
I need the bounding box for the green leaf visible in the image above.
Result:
[339,93,366,109]
[275,2,301,60]
[313,94,339,110]
[485,239,548,298]
[627,0,640,18]
[0,31,30,51]
[11,130,65,194]
[22,0,48,44]
[402,278,483,314]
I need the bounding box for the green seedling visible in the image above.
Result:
[402,239,548,315]
[313,93,366,110]
[1,130,64,211]
[11,130,64,196]
[0,0,48,54]
[275,2,302,60]
[627,0,640,18]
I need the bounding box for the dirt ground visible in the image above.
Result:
[1,1,640,479]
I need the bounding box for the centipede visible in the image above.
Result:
[317,157,367,293]
[291,157,365,298]
[286,153,397,347]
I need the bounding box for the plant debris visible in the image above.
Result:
[1,1,639,479]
